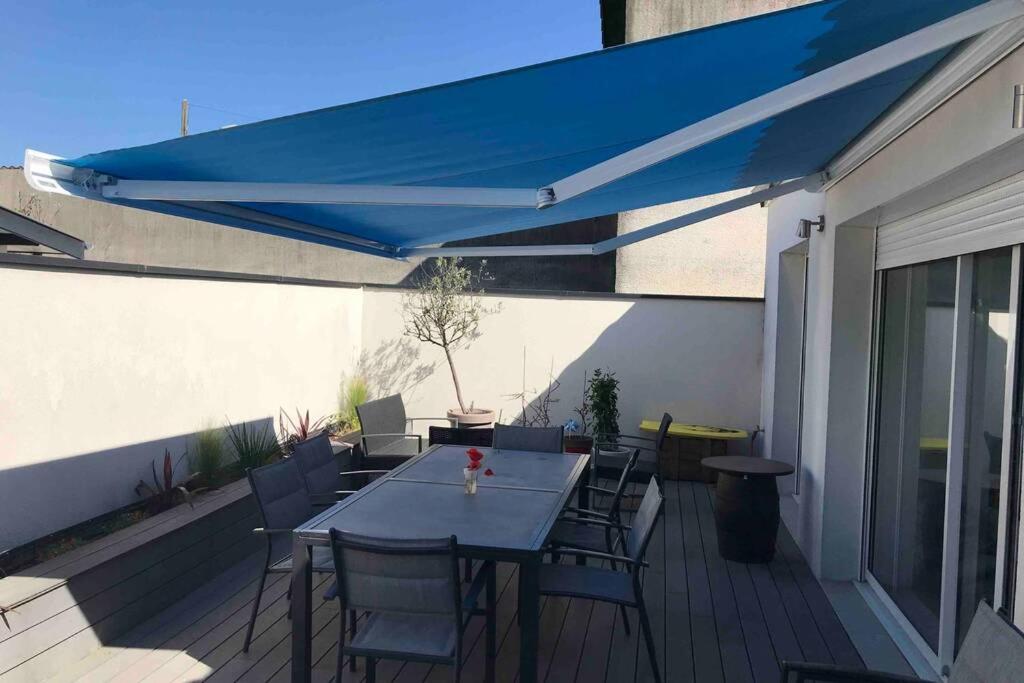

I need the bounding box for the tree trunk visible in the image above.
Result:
[443,345,468,413]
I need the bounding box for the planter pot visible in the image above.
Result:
[597,444,632,471]
[563,435,594,454]
[447,408,496,428]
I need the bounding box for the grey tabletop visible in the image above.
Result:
[296,444,590,553]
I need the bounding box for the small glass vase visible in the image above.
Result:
[463,467,479,495]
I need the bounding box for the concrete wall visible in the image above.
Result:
[611,0,817,297]
[0,266,362,550]
[360,287,764,443]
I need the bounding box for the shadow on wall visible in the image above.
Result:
[356,337,437,401]
[0,417,275,555]
[386,297,763,450]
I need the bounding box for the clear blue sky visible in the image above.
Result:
[0,1,600,165]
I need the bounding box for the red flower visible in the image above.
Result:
[467,462,481,471]
[466,448,484,463]
[484,468,494,477]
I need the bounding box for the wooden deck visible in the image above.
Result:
[46,481,874,683]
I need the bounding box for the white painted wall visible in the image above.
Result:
[360,287,764,446]
[0,268,363,550]
[0,267,764,552]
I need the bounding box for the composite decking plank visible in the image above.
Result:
[679,482,725,683]
[198,573,336,683]
[42,554,267,683]
[692,483,754,683]
[663,480,694,683]
[722,560,779,683]
[766,547,832,666]
[774,531,862,667]
[747,561,803,666]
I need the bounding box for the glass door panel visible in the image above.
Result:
[956,247,1013,648]
[869,257,957,651]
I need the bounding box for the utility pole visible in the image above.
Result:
[180,99,189,137]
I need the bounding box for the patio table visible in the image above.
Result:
[289,444,591,683]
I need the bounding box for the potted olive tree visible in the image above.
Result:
[402,257,497,427]
[589,369,630,460]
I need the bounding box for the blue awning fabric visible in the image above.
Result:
[46,0,989,257]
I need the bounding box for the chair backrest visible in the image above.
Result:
[291,432,341,497]
[625,478,664,563]
[492,424,564,453]
[247,458,314,559]
[653,412,673,452]
[356,394,407,437]
[428,425,494,448]
[950,601,1024,683]
[328,529,461,624]
[607,449,642,523]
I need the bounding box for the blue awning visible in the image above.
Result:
[26,0,1008,257]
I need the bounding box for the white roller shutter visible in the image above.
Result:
[875,170,1024,270]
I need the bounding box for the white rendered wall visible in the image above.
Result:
[360,288,764,447]
[0,268,363,550]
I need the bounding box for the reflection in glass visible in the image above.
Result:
[956,248,1011,649]
[870,258,957,651]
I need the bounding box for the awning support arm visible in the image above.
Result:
[397,174,821,258]
[541,0,1024,205]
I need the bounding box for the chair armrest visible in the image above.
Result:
[406,416,452,423]
[253,527,294,535]
[580,484,618,496]
[597,433,655,442]
[779,662,923,682]
[561,506,612,521]
[545,547,646,568]
[555,516,630,531]
[338,470,390,478]
[360,433,422,439]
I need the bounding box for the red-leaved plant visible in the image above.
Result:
[135,449,196,514]
[279,408,329,452]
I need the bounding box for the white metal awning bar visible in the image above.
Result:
[102,179,544,209]
[542,0,1024,205]
[398,175,818,258]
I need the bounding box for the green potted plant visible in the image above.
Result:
[402,257,498,427]
[588,369,628,460]
[563,372,594,453]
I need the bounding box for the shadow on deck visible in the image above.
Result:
[45,481,904,683]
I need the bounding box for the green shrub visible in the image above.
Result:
[190,425,227,485]
[587,369,621,443]
[337,375,369,432]
[225,419,282,472]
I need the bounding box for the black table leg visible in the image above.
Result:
[486,562,496,683]
[518,554,541,683]
[290,537,312,683]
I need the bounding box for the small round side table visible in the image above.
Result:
[701,456,794,563]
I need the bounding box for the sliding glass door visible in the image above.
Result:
[867,247,1018,670]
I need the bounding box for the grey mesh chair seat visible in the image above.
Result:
[269,545,334,572]
[349,613,458,661]
[548,521,618,555]
[539,478,665,683]
[373,437,421,457]
[538,564,636,605]
[357,394,450,470]
[491,424,564,453]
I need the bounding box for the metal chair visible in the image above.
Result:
[594,412,672,483]
[328,530,496,683]
[548,447,641,565]
[244,458,334,653]
[491,424,564,453]
[537,478,665,683]
[290,432,387,506]
[781,601,1024,682]
[428,425,494,448]
[356,394,449,470]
